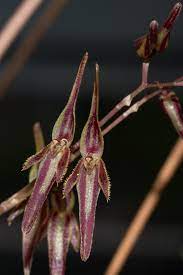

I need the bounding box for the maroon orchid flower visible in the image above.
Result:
[23,191,79,275]
[47,192,80,275]
[160,90,183,137]
[63,64,110,261]
[135,2,182,61]
[21,52,88,234]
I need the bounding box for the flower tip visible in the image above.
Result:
[80,251,90,262]
[174,2,182,10]
[150,20,159,29]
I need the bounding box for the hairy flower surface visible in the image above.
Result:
[160,90,183,137]
[63,64,110,261]
[22,53,88,234]
[135,2,182,61]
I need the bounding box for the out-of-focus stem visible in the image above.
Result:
[0,0,68,98]
[104,138,183,275]
[0,0,43,60]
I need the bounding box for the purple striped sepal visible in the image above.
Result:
[160,90,183,137]
[22,53,88,234]
[63,65,110,261]
[47,192,80,275]
[156,3,182,53]
[23,202,49,275]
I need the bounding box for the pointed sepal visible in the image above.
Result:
[47,212,70,275]
[99,159,111,201]
[52,52,88,144]
[80,64,104,159]
[77,164,100,261]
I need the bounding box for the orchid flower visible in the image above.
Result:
[23,190,79,275]
[0,122,44,224]
[160,90,183,137]
[135,2,182,61]
[47,191,80,275]
[63,64,110,261]
[22,53,88,234]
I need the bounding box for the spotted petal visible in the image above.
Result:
[77,163,100,261]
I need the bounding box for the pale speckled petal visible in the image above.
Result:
[63,159,83,196]
[22,151,62,234]
[56,147,70,184]
[99,159,111,201]
[47,213,70,275]
[52,53,88,143]
[77,164,100,261]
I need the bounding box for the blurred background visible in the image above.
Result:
[0,0,183,274]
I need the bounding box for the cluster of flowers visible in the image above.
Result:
[0,2,183,275]
[0,53,110,275]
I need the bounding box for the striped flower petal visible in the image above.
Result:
[99,159,111,201]
[77,163,100,261]
[47,213,70,275]
[22,146,49,171]
[163,2,182,30]
[80,64,104,159]
[63,159,83,196]
[56,147,70,184]
[52,52,88,144]
[23,203,49,275]
[22,151,62,234]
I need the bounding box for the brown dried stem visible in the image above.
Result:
[0,0,68,98]
[0,0,43,60]
[104,138,183,275]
